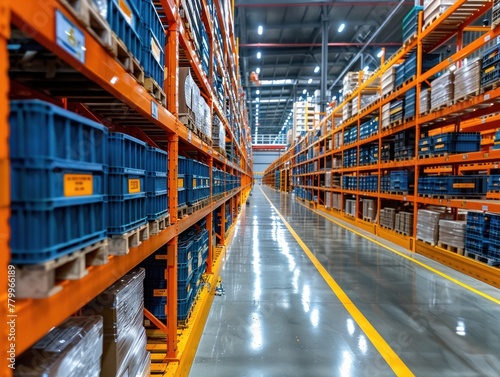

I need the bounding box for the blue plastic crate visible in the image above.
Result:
[178,240,193,263]
[482,43,500,68]
[108,194,147,234]
[10,100,108,164]
[178,156,188,175]
[481,65,500,88]
[10,200,107,264]
[108,133,147,170]
[178,260,193,282]
[178,290,194,320]
[145,301,167,320]
[147,191,168,220]
[108,0,143,60]
[146,172,167,193]
[11,161,107,204]
[109,171,146,196]
[466,211,490,236]
[178,278,192,300]
[147,146,168,173]
[141,40,164,87]
[465,232,489,256]
[144,266,167,280]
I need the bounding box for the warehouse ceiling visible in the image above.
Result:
[235,0,415,139]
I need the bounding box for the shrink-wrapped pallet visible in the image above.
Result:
[438,220,466,249]
[454,58,481,101]
[382,102,391,130]
[416,209,442,245]
[342,101,352,121]
[382,66,398,97]
[380,207,396,229]
[420,87,431,114]
[423,0,455,29]
[431,71,454,111]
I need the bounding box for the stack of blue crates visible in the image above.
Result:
[389,170,413,193]
[107,0,143,64]
[343,148,357,168]
[418,132,481,156]
[9,100,108,264]
[395,64,405,88]
[142,245,169,320]
[404,51,440,81]
[139,0,166,88]
[343,176,358,191]
[359,175,378,192]
[487,175,500,192]
[200,22,210,77]
[186,159,210,205]
[487,213,500,261]
[465,211,491,257]
[394,130,415,160]
[146,146,168,220]
[359,118,378,140]
[418,175,487,196]
[275,170,280,189]
[389,99,404,123]
[359,144,378,166]
[381,174,391,192]
[381,142,394,162]
[404,88,416,119]
[493,129,500,150]
[343,126,358,144]
[108,133,148,234]
[402,6,423,43]
[178,156,187,207]
[481,43,500,89]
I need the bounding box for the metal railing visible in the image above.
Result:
[252,134,288,145]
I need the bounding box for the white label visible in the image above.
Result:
[188,130,192,142]
[403,196,407,201]
[485,35,491,42]
[482,205,489,211]
[497,36,500,45]
[151,101,158,119]
[56,10,85,64]
[151,36,161,64]
[485,94,491,100]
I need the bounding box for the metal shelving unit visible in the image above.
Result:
[1,0,252,374]
[264,0,500,289]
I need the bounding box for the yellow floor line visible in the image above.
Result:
[260,187,414,377]
[292,198,500,306]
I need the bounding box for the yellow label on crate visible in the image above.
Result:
[128,179,141,193]
[436,138,443,143]
[453,183,475,189]
[153,289,168,297]
[435,143,444,150]
[151,37,161,64]
[64,174,93,197]
[118,0,133,25]
[178,177,184,188]
[155,255,168,260]
[485,65,496,74]
[421,147,429,152]
[193,179,197,188]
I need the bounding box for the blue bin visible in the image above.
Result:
[109,170,146,196]
[146,146,168,173]
[147,191,168,220]
[107,0,143,60]
[10,200,107,264]
[108,194,147,234]
[109,133,147,170]
[177,290,194,320]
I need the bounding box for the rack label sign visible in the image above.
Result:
[64,174,93,196]
[128,179,141,193]
[178,177,184,188]
[151,36,161,64]
[153,289,167,297]
[118,0,134,26]
[56,11,85,64]
[151,101,158,119]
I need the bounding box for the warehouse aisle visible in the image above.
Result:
[190,186,500,377]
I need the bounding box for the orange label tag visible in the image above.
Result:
[118,0,133,25]
[153,289,167,297]
[128,179,141,193]
[64,174,93,196]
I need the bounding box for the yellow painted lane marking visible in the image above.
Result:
[260,187,414,377]
[294,199,500,306]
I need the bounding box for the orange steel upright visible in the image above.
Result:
[0,0,10,375]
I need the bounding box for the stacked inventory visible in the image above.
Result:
[382,66,398,97]
[487,174,500,193]
[146,146,168,233]
[179,67,195,119]
[359,144,378,166]
[359,175,378,192]
[487,213,500,261]
[178,156,187,207]
[83,268,148,377]
[380,208,396,229]
[493,0,500,29]
[416,209,442,245]
[186,159,210,206]
[423,0,455,29]
[332,193,342,210]
[438,220,466,249]
[359,118,379,140]
[345,199,356,217]
[343,176,358,191]
[430,71,454,111]
[454,58,481,101]
[212,115,226,150]
[325,171,332,188]
[395,212,414,236]
[419,88,431,114]
[382,103,391,130]
[395,64,405,88]
[388,170,413,193]
[343,72,360,95]
[293,100,320,137]
[140,0,166,90]
[404,51,440,80]
[481,43,500,89]
[342,101,353,122]
[352,92,379,115]
[389,99,404,124]
[362,198,377,222]
[16,316,103,376]
[402,6,422,42]
[418,132,481,157]
[404,88,416,119]
[394,129,415,160]
[343,148,357,168]
[10,100,108,298]
[108,133,148,248]
[343,126,358,145]
[381,141,394,162]
[418,175,487,197]
[465,211,490,257]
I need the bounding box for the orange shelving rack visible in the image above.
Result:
[1,0,253,375]
[264,0,500,289]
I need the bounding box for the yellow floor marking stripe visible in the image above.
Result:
[295,199,500,306]
[260,187,414,377]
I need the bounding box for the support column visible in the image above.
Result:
[165,236,178,359]
[167,22,179,116]
[320,5,329,115]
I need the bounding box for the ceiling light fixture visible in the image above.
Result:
[363,66,369,72]
[377,49,384,58]
[256,89,260,95]
[314,66,320,73]
[338,23,345,33]
[256,67,261,74]
[308,78,313,84]
[303,89,307,94]
[257,51,262,59]
[258,25,263,35]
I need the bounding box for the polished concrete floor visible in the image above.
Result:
[190,186,500,377]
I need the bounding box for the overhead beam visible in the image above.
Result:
[235,1,413,7]
[240,42,402,47]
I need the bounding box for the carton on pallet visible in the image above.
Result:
[382,66,398,97]
[430,71,454,111]
[454,58,481,101]
[420,88,431,114]
[423,0,455,28]
[438,220,466,249]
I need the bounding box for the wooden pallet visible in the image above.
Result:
[149,213,171,236]
[388,119,403,128]
[481,81,500,93]
[417,238,436,246]
[422,13,442,31]
[430,103,452,113]
[403,32,417,46]
[395,229,412,236]
[178,205,188,219]
[453,90,479,104]
[187,198,209,215]
[108,223,149,256]
[144,77,166,107]
[16,239,108,298]
[438,242,464,256]
[179,113,196,131]
[59,0,112,52]
[464,251,500,266]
